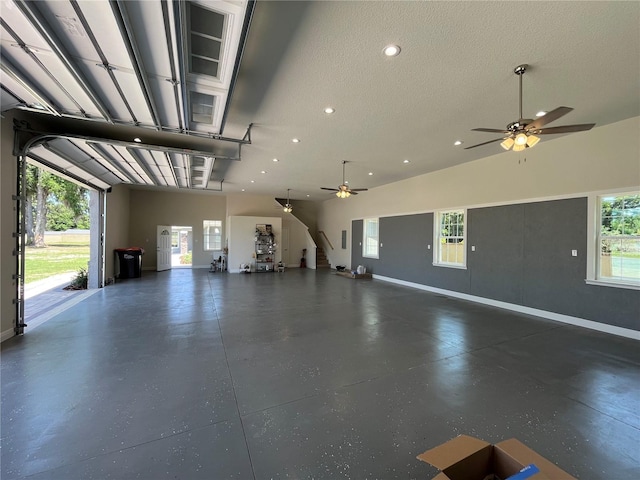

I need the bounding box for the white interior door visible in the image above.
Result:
[157,225,172,271]
[281,227,290,266]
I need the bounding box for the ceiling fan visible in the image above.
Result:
[283,189,293,213]
[321,161,368,198]
[464,64,596,151]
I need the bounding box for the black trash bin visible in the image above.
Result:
[115,247,144,279]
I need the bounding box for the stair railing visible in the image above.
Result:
[318,230,334,250]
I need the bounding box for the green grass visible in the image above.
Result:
[25,243,90,284]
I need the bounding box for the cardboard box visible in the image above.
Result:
[417,435,576,480]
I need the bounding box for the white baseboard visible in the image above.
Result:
[1,328,15,343]
[373,274,640,340]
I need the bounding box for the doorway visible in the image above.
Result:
[171,226,193,268]
[281,227,290,266]
[17,162,103,336]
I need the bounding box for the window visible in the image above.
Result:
[597,192,640,286]
[190,91,215,124]
[363,218,379,258]
[203,220,222,251]
[435,209,466,267]
[188,3,224,78]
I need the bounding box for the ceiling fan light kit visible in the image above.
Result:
[465,64,595,152]
[500,137,515,150]
[321,161,368,199]
[283,189,293,212]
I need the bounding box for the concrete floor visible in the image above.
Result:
[1,268,638,479]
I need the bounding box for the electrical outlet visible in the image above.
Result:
[571,249,578,257]
[471,246,476,251]
[427,244,431,250]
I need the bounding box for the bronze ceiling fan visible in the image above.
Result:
[321,161,368,198]
[465,64,596,151]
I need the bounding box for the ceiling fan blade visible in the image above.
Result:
[536,123,596,135]
[526,106,573,130]
[350,188,368,192]
[350,191,359,195]
[472,128,510,134]
[320,187,339,192]
[463,137,505,150]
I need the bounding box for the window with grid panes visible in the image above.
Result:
[203,220,222,250]
[598,193,640,286]
[363,218,379,258]
[435,210,466,267]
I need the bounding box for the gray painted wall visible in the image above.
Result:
[351,198,639,331]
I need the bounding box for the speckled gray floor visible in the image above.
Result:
[1,269,639,479]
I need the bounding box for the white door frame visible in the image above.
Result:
[281,227,290,267]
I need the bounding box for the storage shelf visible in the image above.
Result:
[255,224,276,273]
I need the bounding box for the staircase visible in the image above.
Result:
[316,246,330,268]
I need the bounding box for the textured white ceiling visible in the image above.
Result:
[222,0,640,200]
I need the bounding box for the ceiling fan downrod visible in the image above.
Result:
[514,64,527,122]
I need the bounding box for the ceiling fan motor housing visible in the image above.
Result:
[507,121,534,133]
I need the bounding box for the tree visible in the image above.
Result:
[25,164,90,247]
[601,194,640,254]
[601,195,640,235]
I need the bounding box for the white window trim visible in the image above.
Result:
[362,218,379,259]
[433,209,467,269]
[203,220,223,251]
[585,190,640,290]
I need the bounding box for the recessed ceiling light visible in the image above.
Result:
[306,194,310,197]
[261,170,267,174]
[383,44,401,57]
[272,158,279,162]
[241,189,245,192]
[133,137,141,143]
[292,138,300,143]
[454,140,463,146]
[250,180,255,183]
[368,172,373,176]
[324,107,335,114]
[536,111,547,117]
[403,159,410,164]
